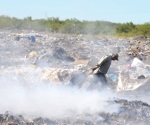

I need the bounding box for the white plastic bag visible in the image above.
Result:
[131,58,144,67]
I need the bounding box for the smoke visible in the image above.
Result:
[0,66,120,119]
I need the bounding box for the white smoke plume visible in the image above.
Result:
[0,66,120,119]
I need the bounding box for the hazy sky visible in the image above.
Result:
[0,0,149,24]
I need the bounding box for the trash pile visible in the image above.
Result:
[117,58,150,93]
[127,35,150,63]
[0,30,129,86]
[0,30,150,88]
[1,30,150,124]
[1,99,150,125]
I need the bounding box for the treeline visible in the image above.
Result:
[116,22,150,37]
[0,15,150,37]
[0,15,116,35]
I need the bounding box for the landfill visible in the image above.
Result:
[0,29,150,125]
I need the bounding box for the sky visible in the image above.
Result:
[0,0,149,24]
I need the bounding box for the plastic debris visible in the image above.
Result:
[28,35,36,42]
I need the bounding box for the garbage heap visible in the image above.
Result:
[1,99,150,125]
[117,57,150,92]
[1,30,150,92]
[1,30,150,124]
[117,35,150,94]
[127,35,150,63]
